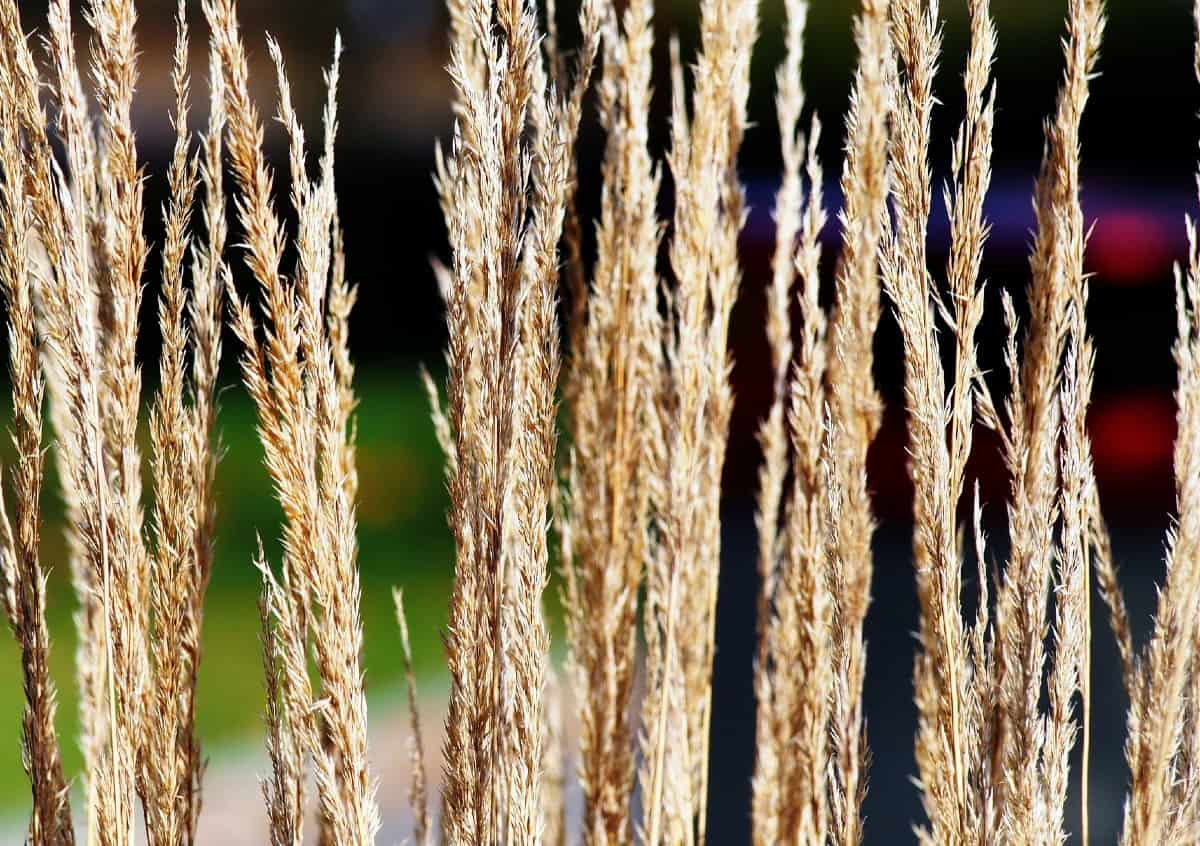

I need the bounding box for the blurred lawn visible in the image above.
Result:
[0,368,461,812]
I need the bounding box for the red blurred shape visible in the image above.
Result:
[1089,391,1176,481]
[1088,211,1176,285]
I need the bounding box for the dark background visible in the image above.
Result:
[3,0,1197,841]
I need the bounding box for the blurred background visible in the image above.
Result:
[0,0,1196,841]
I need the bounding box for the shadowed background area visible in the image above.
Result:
[0,0,1194,842]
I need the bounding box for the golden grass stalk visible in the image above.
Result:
[553,9,591,416]
[0,2,231,842]
[637,0,758,841]
[750,2,810,837]
[750,0,894,842]
[1116,233,1200,846]
[434,0,597,838]
[753,0,894,836]
[750,1,835,839]
[0,45,76,846]
[1056,310,1095,846]
[193,43,230,618]
[1,0,141,837]
[86,0,162,826]
[943,18,996,840]
[256,541,307,846]
[41,0,107,791]
[81,1,155,838]
[142,5,206,842]
[981,1,1102,841]
[823,2,891,841]
[771,134,834,838]
[884,0,1002,841]
[171,55,230,837]
[204,1,379,840]
[886,0,968,835]
[560,0,660,840]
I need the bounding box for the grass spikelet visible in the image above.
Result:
[0,2,233,842]
[823,1,892,840]
[0,43,76,846]
[640,0,758,838]
[750,1,835,839]
[986,1,1103,840]
[142,5,208,841]
[39,0,107,792]
[433,0,598,837]
[1118,225,1200,846]
[204,1,379,839]
[560,0,660,839]
[884,0,1004,841]
[884,2,974,838]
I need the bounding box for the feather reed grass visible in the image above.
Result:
[0,0,225,841]
[203,0,380,841]
[0,39,75,846]
[885,0,993,839]
[432,0,598,838]
[635,0,758,840]
[823,4,892,843]
[884,0,1109,843]
[750,0,890,843]
[4,0,1200,844]
[749,2,834,842]
[559,0,661,839]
